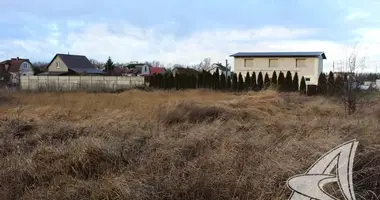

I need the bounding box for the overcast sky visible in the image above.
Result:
[1,0,380,72]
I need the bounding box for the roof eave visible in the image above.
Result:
[321,52,327,59]
[230,52,327,59]
[230,54,327,59]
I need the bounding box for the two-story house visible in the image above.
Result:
[230,52,326,85]
[0,57,34,85]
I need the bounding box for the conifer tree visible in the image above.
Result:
[285,71,292,92]
[327,71,335,96]
[317,72,327,95]
[174,74,179,90]
[232,73,238,91]
[271,71,278,86]
[207,71,213,89]
[180,74,186,89]
[292,72,299,91]
[193,74,198,89]
[170,73,175,89]
[335,74,344,95]
[264,73,270,89]
[278,71,285,91]
[104,56,115,76]
[157,73,164,89]
[214,69,220,90]
[226,75,232,91]
[343,73,348,83]
[175,74,181,90]
[149,74,156,88]
[251,72,257,90]
[190,74,196,89]
[202,70,208,88]
[238,72,244,91]
[162,73,168,89]
[257,72,264,90]
[220,73,226,90]
[300,76,306,94]
[245,72,251,90]
[197,72,203,88]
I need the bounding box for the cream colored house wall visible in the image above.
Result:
[47,56,69,72]
[233,57,322,85]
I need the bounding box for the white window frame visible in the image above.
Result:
[269,59,278,68]
[296,59,306,68]
[23,63,28,69]
[244,59,254,67]
[56,62,60,68]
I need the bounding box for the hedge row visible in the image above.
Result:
[149,69,307,93]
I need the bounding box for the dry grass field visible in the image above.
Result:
[1,89,380,200]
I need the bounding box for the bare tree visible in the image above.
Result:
[89,59,105,69]
[197,58,212,71]
[150,60,161,67]
[333,44,371,115]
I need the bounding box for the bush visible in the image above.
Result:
[245,72,251,90]
[238,73,244,91]
[251,72,257,90]
[232,73,238,91]
[271,71,277,86]
[220,73,226,90]
[226,75,231,91]
[264,73,270,89]
[300,76,306,94]
[285,71,292,92]
[257,72,263,90]
[318,72,327,95]
[278,71,285,92]
[327,71,335,95]
[292,72,299,91]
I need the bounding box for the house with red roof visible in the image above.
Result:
[149,67,166,75]
[125,63,166,76]
[0,57,34,85]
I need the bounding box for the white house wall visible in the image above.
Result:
[19,61,34,76]
[233,57,322,85]
[209,67,231,77]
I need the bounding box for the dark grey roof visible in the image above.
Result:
[57,54,97,69]
[230,52,326,59]
[69,67,104,74]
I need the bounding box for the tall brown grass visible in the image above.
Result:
[1,89,380,199]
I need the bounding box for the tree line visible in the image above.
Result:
[149,69,308,93]
[317,71,358,96]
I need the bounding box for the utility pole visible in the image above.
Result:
[376,64,378,74]
[332,61,335,73]
[225,59,230,70]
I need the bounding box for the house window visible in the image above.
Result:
[269,59,278,67]
[244,59,254,67]
[56,62,60,68]
[23,63,27,69]
[305,78,310,81]
[296,59,306,68]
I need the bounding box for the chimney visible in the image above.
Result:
[17,57,19,60]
